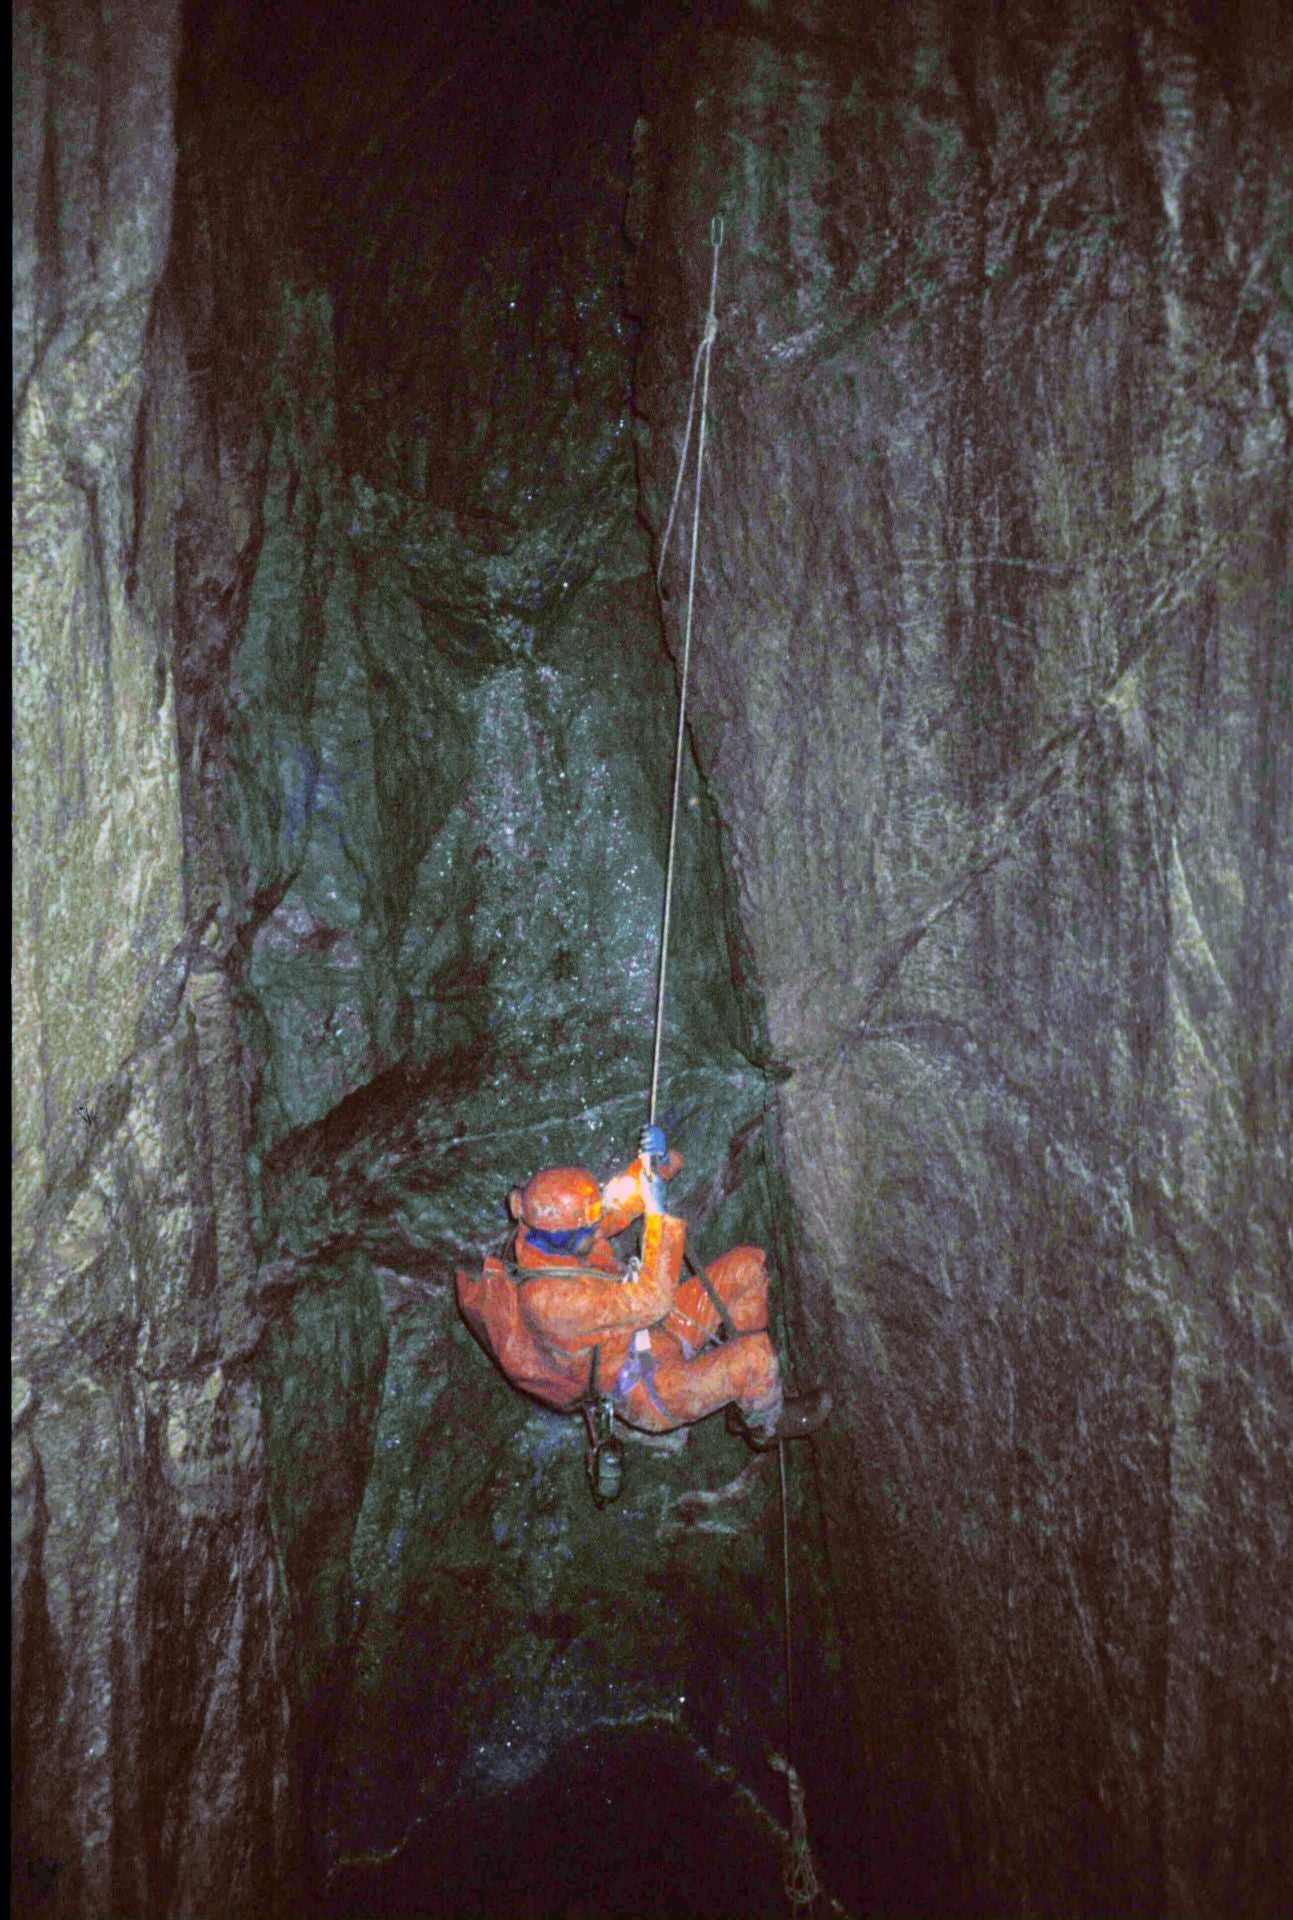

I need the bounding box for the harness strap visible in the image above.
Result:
[614,1332,673,1421]
[500,1259,626,1285]
[499,1245,610,1407]
[501,1248,736,1340]
[496,1240,733,1413]
[686,1250,738,1340]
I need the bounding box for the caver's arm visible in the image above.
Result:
[599,1149,684,1238]
[523,1212,687,1341]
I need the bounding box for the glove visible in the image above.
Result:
[639,1164,667,1216]
[639,1124,668,1161]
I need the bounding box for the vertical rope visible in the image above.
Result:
[649,217,723,1126]
[774,1443,822,1915]
[655,334,705,596]
[780,1438,794,1744]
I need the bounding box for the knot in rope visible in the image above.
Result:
[769,1753,822,1917]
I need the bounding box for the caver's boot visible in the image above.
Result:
[728,1386,833,1449]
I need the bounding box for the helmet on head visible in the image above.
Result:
[509,1167,604,1233]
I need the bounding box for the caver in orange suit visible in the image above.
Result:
[456,1147,789,1438]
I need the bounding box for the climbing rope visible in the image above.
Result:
[780,1441,794,1741]
[649,221,823,1918]
[772,1443,822,1917]
[649,216,724,1126]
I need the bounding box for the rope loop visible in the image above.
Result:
[769,1753,822,1917]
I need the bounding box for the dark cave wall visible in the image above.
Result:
[198,4,804,1877]
[15,4,796,1910]
[12,2,1292,1916]
[13,3,293,1915]
[630,4,1292,1916]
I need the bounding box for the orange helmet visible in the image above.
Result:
[509,1167,604,1233]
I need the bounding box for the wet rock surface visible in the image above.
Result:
[631,5,1292,1916]
[12,2,1292,1917]
[203,5,823,1898]
[13,3,292,1916]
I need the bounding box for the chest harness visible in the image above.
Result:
[503,1238,736,1506]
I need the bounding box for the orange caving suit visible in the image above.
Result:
[456,1154,783,1434]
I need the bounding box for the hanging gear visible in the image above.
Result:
[614,1326,674,1421]
[582,1348,624,1508]
[638,1122,670,1210]
[584,1399,624,1507]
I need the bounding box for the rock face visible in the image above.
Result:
[12,2,1291,1918]
[13,3,292,1915]
[629,5,1292,1916]
[191,6,808,1898]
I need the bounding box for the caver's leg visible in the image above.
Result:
[614,1329,782,1434]
[664,1244,772,1353]
[705,1245,772,1332]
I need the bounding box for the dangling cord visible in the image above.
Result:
[772,1442,822,1916]
[649,216,724,1127]
[780,1440,794,1745]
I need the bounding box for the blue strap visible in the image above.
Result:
[614,1338,672,1420]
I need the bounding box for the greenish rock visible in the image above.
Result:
[13,6,293,1916]
[226,54,793,1879]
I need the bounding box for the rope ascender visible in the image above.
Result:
[649,214,723,1126]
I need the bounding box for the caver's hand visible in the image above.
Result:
[638,1157,666,1217]
[637,1124,668,1214]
